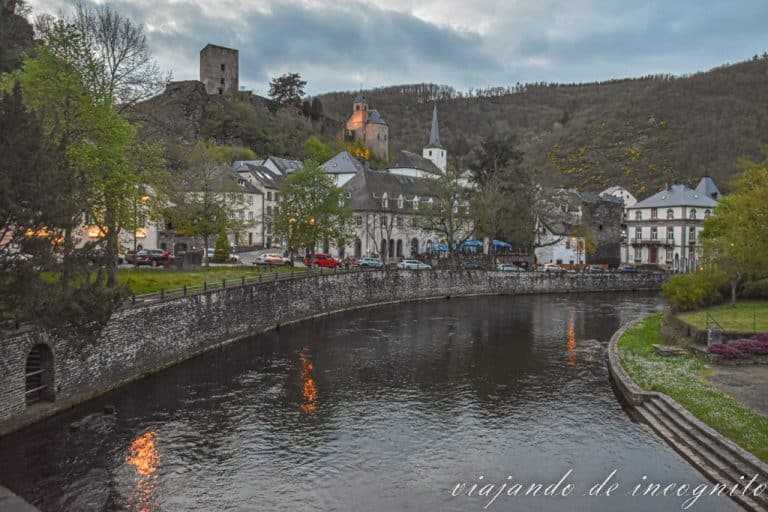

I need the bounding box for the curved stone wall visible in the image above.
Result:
[0,270,663,435]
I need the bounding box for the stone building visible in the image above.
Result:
[344,92,389,162]
[200,44,239,96]
[622,178,720,271]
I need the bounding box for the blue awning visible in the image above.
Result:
[493,239,513,248]
[461,240,483,248]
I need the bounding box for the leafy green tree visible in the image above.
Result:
[213,225,231,263]
[271,160,353,264]
[163,140,247,266]
[0,0,34,75]
[268,72,306,107]
[702,149,768,304]
[303,135,336,162]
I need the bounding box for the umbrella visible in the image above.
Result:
[493,240,513,248]
[461,240,483,248]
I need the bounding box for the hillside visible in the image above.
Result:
[318,56,768,195]
[129,81,341,159]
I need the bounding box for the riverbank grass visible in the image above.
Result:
[618,314,768,463]
[677,301,768,332]
[119,266,298,295]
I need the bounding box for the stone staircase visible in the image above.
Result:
[636,395,768,512]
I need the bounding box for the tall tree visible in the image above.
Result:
[271,160,353,264]
[35,1,170,109]
[472,133,523,187]
[162,140,248,266]
[702,148,768,304]
[268,72,306,107]
[0,0,34,75]
[414,167,475,264]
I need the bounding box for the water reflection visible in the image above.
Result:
[124,431,160,512]
[299,347,318,414]
[0,294,741,512]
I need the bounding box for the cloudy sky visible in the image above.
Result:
[27,0,768,96]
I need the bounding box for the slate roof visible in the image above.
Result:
[321,151,365,174]
[265,155,303,175]
[354,91,367,103]
[632,184,718,209]
[425,104,442,149]
[244,164,283,189]
[367,109,386,125]
[232,159,263,172]
[389,150,442,175]
[343,170,435,211]
[695,176,721,201]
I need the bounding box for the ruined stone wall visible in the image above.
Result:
[0,270,663,434]
[199,45,239,96]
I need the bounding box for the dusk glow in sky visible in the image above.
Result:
[28,0,768,95]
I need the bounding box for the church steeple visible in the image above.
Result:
[428,104,441,148]
[423,104,446,172]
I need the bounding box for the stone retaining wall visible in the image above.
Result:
[0,270,663,435]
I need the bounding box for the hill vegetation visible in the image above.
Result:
[318,55,768,195]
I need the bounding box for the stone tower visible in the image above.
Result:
[200,44,239,96]
[344,91,389,162]
[423,104,446,172]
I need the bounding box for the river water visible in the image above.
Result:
[0,293,743,511]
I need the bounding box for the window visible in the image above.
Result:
[380,216,387,227]
[634,247,642,260]
[218,88,223,95]
[666,209,674,220]
[651,227,658,240]
[267,206,272,215]
[274,206,278,215]
[267,191,272,201]
[667,227,674,241]
[689,209,697,220]
[274,192,279,202]
[565,240,571,250]
[665,249,673,262]
[238,211,244,220]
[429,150,432,157]
[635,210,642,221]
[704,209,711,218]
[689,226,696,243]
[381,192,388,208]
[248,211,253,220]
[220,78,225,85]
[355,216,362,227]
[634,227,641,241]
[221,63,226,71]
[651,208,657,219]
[396,217,403,228]
[397,194,404,209]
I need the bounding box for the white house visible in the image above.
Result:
[622,178,720,271]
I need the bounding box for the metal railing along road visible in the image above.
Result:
[129,266,385,305]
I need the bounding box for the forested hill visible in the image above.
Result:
[318,55,768,195]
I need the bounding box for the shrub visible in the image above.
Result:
[708,343,745,359]
[733,338,768,355]
[741,278,768,300]
[212,228,230,263]
[661,270,729,311]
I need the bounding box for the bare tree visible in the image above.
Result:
[38,1,171,110]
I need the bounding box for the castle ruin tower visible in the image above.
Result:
[200,44,239,96]
[345,91,369,139]
[423,104,446,172]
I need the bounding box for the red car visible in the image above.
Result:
[303,253,343,268]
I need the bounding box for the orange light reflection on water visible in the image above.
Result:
[567,313,577,366]
[300,348,318,413]
[125,431,161,512]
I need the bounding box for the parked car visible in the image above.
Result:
[539,263,566,273]
[584,264,607,273]
[255,252,292,266]
[89,247,124,265]
[462,262,483,270]
[127,248,170,266]
[303,253,343,268]
[618,264,640,273]
[359,257,384,268]
[0,247,32,262]
[397,259,432,270]
[497,263,523,272]
[206,247,240,263]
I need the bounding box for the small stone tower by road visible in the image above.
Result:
[200,44,239,96]
[423,104,446,172]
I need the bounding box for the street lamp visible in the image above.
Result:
[288,217,296,264]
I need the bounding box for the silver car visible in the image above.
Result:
[497,263,523,272]
[397,259,432,270]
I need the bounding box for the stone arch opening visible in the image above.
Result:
[25,344,55,406]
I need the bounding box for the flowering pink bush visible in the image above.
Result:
[708,343,745,359]
[733,338,768,355]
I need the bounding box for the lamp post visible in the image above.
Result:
[307,217,316,268]
[288,216,296,265]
